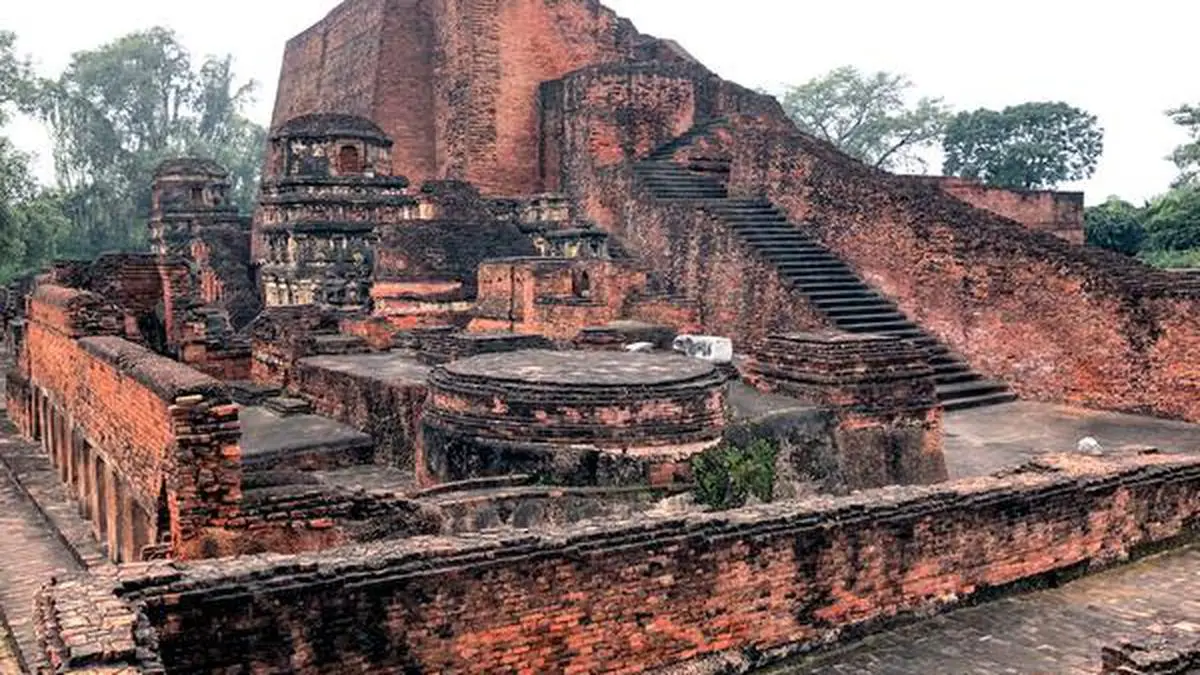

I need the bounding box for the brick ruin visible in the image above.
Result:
[2,0,1199,673]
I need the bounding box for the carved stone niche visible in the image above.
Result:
[742,331,948,490]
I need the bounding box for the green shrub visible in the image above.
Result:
[1138,247,1200,269]
[692,438,778,510]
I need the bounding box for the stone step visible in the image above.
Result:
[941,390,1019,412]
[771,264,852,275]
[780,271,860,283]
[741,235,826,246]
[833,312,909,325]
[760,247,833,257]
[819,302,898,316]
[651,192,728,199]
[791,281,869,293]
[811,296,893,309]
[933,361,972,375]
[264,396,314,417]
[936,379,1010,400]
[802,288,882,301]
[933,370,983,386]
[841,320,919,333]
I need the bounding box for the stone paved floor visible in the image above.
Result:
[0,435,82,674]
[769,547,1200,674]
[945,401,1200,478]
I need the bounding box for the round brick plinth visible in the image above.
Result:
[422,350,729,486]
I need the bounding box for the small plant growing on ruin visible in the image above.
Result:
[691,438,778,510]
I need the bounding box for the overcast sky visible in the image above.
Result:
[3,0,1197,204]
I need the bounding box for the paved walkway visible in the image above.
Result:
[944,401,1200,478]
[0,434,83,674]
[772,547,1200,674]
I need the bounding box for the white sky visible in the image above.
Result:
[3,0,1197,205]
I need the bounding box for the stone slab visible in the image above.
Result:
[296,351,431,388]
[443,349,715,386]
[238,406,373,463]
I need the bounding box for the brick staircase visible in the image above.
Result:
[634,140,1016,411]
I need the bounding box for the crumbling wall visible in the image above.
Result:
[18,284,241,562]
[47,453,1200,673]
[717,115,1200,421]
[908,176,1086,244]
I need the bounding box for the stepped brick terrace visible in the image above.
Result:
[1,0,1199,673]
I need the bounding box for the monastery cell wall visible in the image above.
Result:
[15,285,241,562]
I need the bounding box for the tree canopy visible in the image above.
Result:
[775,66,951,172]
[1143,185,1200,253]
[1084,196,1145,255]
[1168,104,1200,188]
[942,102,1104,190]
[36,27,265,257]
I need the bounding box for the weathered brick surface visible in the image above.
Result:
[743,332,947,490]
[543,65,827,349]
[17,286,242,562]
[422,350,727,486]
[289,354,429,471]
[908,175,1086,244]
[469,257,650,339]
[714,115,1200,421]
[39,452,1200,674]
[271,0,689,194]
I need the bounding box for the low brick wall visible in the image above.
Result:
[290,354,429,471]
[38,452,1200,673]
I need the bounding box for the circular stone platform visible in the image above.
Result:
[422,350,729,487]
[443,350,715,387]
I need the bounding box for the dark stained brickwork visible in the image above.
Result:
[34,452,1200,674]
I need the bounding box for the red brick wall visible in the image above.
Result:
[469,258,650,339]
[271,0,674,193]
[718,115,1200,421]
[271,0,385,127]
[909,176,1085,244]
[90,453,1200,673]
[20,285,242,562]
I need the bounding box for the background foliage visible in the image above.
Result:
[0,28,264,282]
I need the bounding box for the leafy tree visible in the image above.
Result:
[0,32,67,282]
[1084,197,1145,255]
[1143,186,1200,253]
[775,66,951,172]
[942,102,1104,190]
[1167,104,1200,187]
[36,27,265,257]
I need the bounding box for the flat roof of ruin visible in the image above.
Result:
[238,406,372,460]
[443,350,716,387]
[297,350,431,387]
